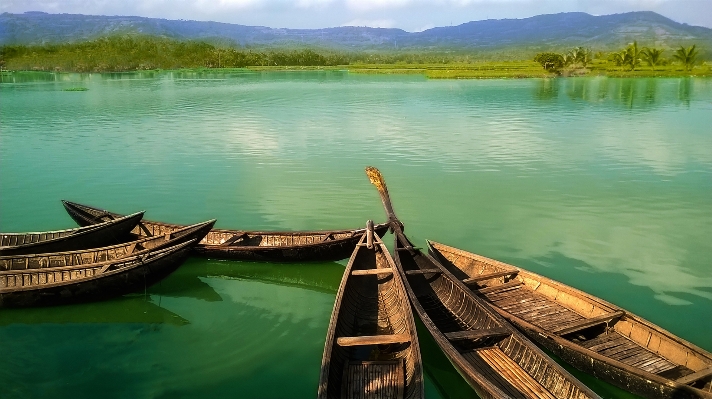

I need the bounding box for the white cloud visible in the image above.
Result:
[295,0,336,9]
[412,23,435,32]
[341,18,396,28]
[344,0,414,12]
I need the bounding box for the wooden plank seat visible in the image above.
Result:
[342,360,405,399]
[580,332,679,375]
[462,269,518,285]
[473,280,522,295]
[444,327,511,342]
[351,268,394,276]
[676,367,712,385]
[405,269,442,275]
[553,311,625,336]
[463,347,557,399]
[337,334,411,347]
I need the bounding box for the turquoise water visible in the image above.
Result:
[1,71,710,398]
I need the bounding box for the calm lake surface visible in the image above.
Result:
[1,71,710,399]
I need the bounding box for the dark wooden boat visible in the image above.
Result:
[428,241,712,399]
[62,200,390,262]
[318,221,423,399]
[0,211,145,256]
[365,167,600,399]
[0,219,215,271]
[0,239,198,308]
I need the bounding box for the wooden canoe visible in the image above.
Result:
[428,241,712,399]
[0,211,144,256]
[0,219,215,271]
[318,221,423,399]
[0,239,198,308]
[364,166,600,399]
[393,232,599,399]
[62,200,390,262]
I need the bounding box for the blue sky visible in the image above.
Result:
[2,0,711,31]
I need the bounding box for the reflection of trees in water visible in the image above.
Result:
[535,78,559,100]
[678,78,691,106]
[618,79,637,109]
[531,77,674,111]
[644,79,657,105]
[597,78,609,101]
[566,78,588,100]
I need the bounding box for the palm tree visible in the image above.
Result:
[625,41,642,71]
[610,50,630,67]
[571,46,592,68]
[673,45,698,71]
[641,47,665,70]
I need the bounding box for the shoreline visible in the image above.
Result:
[2,62,711,80]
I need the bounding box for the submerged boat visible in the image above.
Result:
[428,241,712,399]
[0,239,199,307]
[365,166,599,399]
[62,201,390,262]
[318,221,423,399]
[0,211,144,256]
[0,219,215,271]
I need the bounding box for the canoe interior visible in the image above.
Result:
[428,241,712,394]
[320,234,422,399]
[63,200,388,248]
[0,220,215,271]
[395,236,598,399]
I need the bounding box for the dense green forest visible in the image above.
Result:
[0,35,481,72]
[1,35,708,77]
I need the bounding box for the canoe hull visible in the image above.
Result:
[0,212,143,256]
[0,242,194,308]
[427,240,712,399]
[63,200,390,262]
[318,231,423,399]
[393,233,599,399]
[505,314,712,399]
[192,224,389,262]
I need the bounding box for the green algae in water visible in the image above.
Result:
[62,87,88,91]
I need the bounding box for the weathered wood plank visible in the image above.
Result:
[676,367,712,385]
[405,269,441,275]
[473,281,523,295]
[444,327,511,342]
[351,268,393,276]
[462,269,519,284]
[553,311,625,335]
[336,334,410,347]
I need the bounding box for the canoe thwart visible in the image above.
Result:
[405,269,442,275]
[444,327,511,342]
[676,367,712,385]
[351,268,394,276]
[473,280,522,294]
[396,247,421,251]
[337,334,411,347]
[462,269,519,284]
[553,311,625,336]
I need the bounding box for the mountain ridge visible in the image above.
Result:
[2,11,710,55]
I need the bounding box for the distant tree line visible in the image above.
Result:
[0,36,353,72]
[534,43,701,73]
[0,35,496,72]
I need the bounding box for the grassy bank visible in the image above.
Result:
[2,35,710,79]
[243,62,712,78]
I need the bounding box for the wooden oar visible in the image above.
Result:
[365,166,415,252]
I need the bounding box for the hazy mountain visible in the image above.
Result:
[1,11,710,55]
